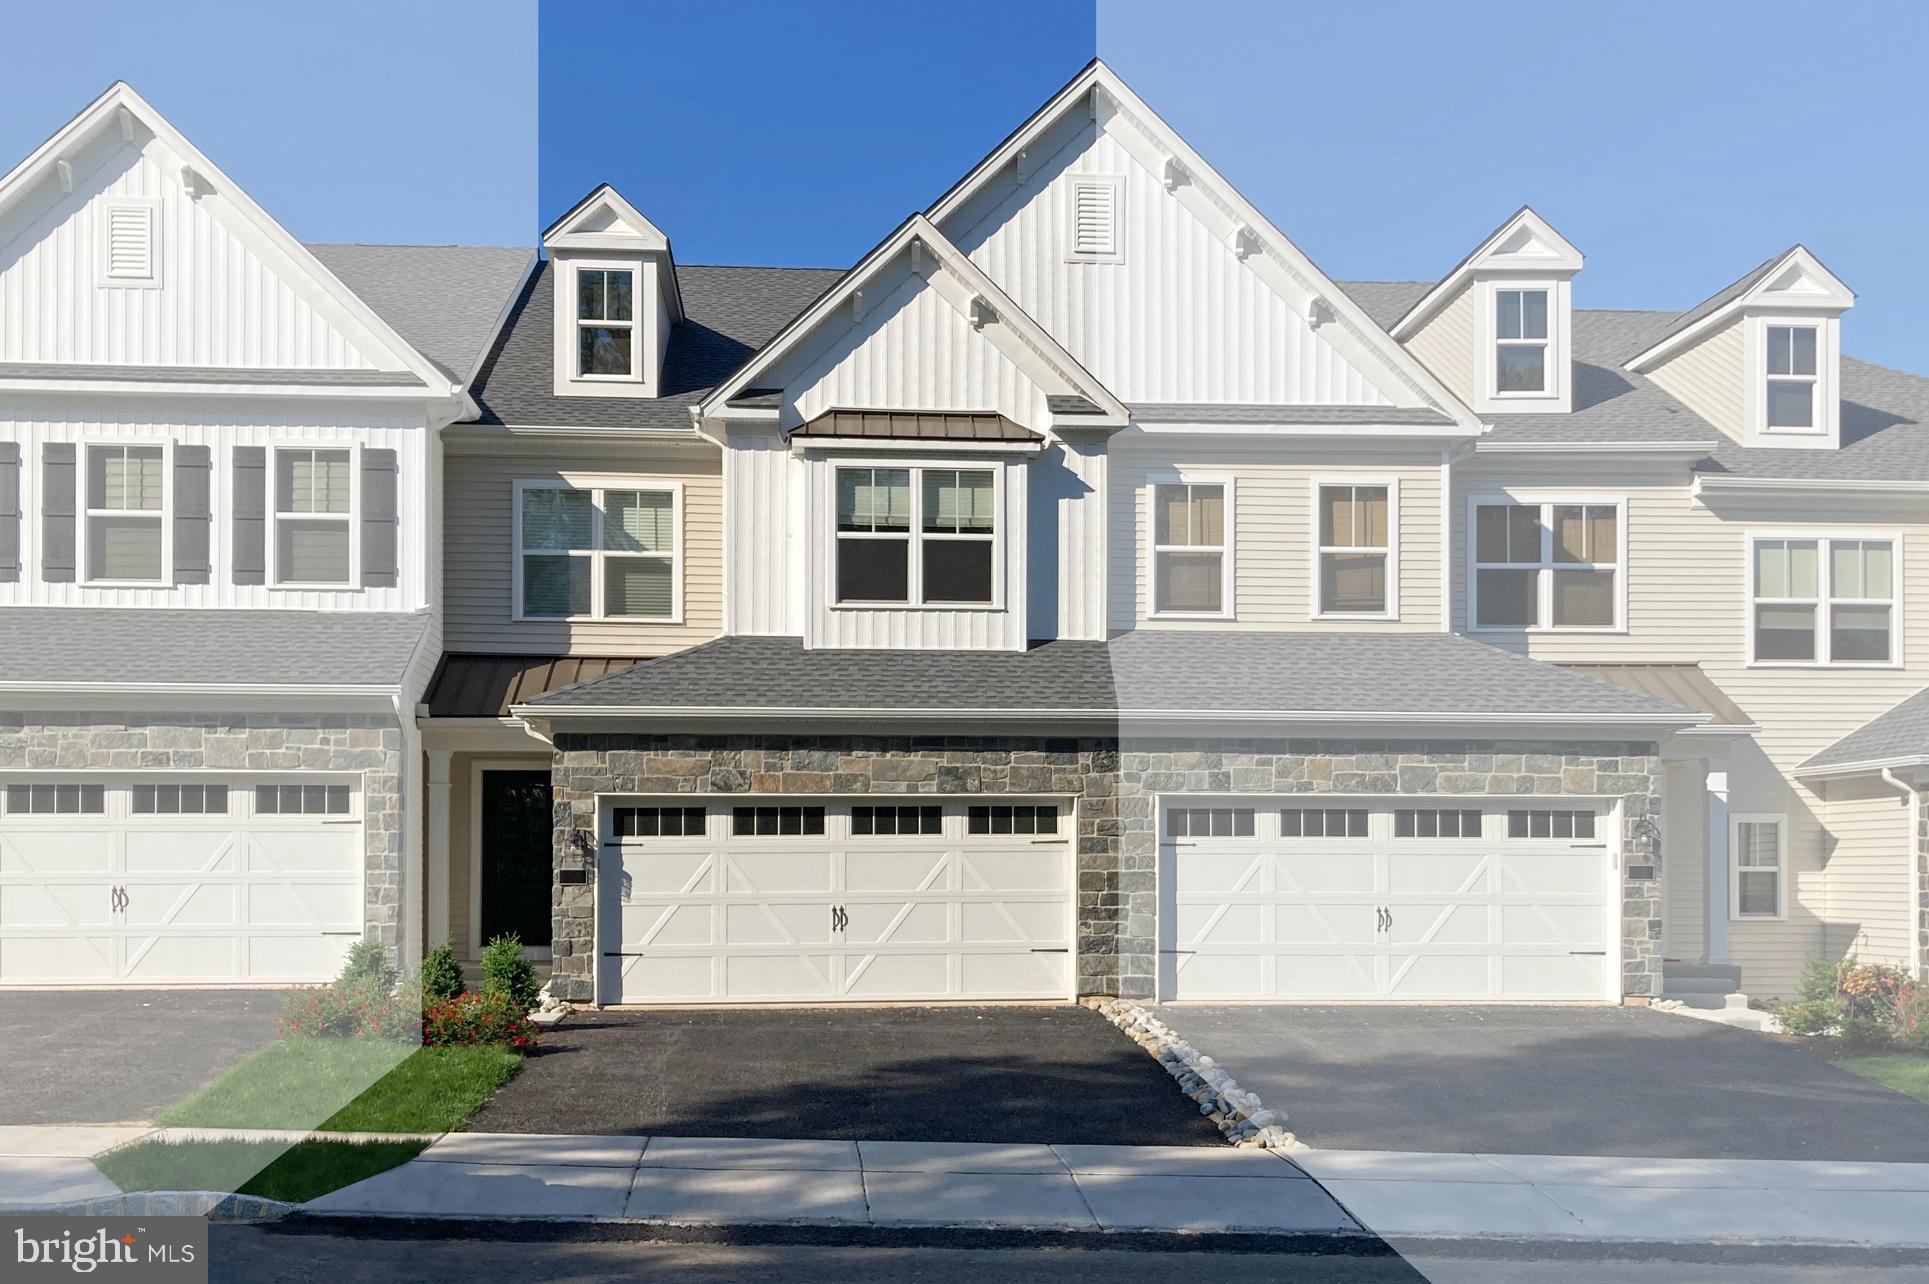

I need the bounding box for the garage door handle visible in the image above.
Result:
[1029,947,1068,953]
[1568,950,1606,956]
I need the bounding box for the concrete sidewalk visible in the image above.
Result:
[1297,1149,1929,1246]
[305,1134,1361,1234]
[0,1126,140,1208]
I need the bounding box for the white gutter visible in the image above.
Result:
[512,703,1707,730]
[1794,754,1929,782]
[0,681,400,697]
[1881,767,1925,980]
[1695,475,1929,497]
[1474,440,1718,457]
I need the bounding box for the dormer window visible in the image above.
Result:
[576,267,634,378]
[1765,324,1818,430]
[1495,289,1549,394]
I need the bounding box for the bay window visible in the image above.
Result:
[1751,535,1895,665]
[1317,483,1391,616]
[84,443,165,583]
[516,481,679,620]
[834,465,997,606]
[273,447,353,587]
[1472,499,1621,629]
[1151,481,1230,617]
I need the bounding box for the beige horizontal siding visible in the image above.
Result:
[1403,282,1476,407]
[1453,456,1929,995]
[1662,759,1706,961]
[444,441,722,655]
[1822,776,1915,969]
[1110,439,1446,632]
[1644,318,1744,441]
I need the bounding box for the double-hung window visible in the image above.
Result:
[1495,288,1549,394]
[1472,500,1620,629]
[1151,481,1230,617]
[84,443,165,583]
[1731,816,1785,919]
[517,481,679,620]
[273,447,354,586]
[1751,535,1895,665]
[1765,325,1819,431]
[576,267,634,378]
[834,466,996,606]
[1317,483,1391,616]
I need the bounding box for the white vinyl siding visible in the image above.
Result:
[442,445,720,655]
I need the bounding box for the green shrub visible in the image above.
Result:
[339,938,398,993]
[420,941,465,1006]
[278,978,419,1042]
[423,990,538,1050]
[1772,956,1909,1044]
[1895,983,1929,1052]
[480,933,540,1014]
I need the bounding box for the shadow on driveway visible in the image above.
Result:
[466,1004,1222,1146]
[1151,1004,1929,1161]
[0,989,283,1124]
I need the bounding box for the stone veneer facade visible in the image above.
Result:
[0,712,408,951]
[542,730,1664,1003]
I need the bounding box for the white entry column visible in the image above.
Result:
[426,748,454,945]
[1704,761,1730,964]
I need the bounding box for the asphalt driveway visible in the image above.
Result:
[466,1004,1222,1146]
[0,989,283,1124]
[1151,1004,1929,1162]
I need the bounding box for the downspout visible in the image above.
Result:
[1881,767,1923,980]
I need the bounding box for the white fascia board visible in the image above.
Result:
[924,61,1483,433]
[1693,474,1929,498]
[0,377,440,401]
[443,422,707,445]
[1474,439,1719,458]
[1390,206,1584,340]
[790,436,1046,456]
[698,215,1126,427]
[0,83,459,397]
[1626,246,1855,373]
[0,682,400,715]
[1794,754,1929,782]
[542,184,671,251]
[1126,422,1474,441]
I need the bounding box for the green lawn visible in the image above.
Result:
[1834,1053,1929,1106]
[157,1038,522,1133]
[97,1139,425,1204]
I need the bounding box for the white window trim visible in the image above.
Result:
[267,442,360,591]
[511,478,685,624]
[828,460,1005,612]
[1310,475,1400,621]
[98,197,162,289]
[1064,174,1125,265]
[1473,276,1569,412]
[1745,530,1902,669]
[1729,812,1787,922]
[568,260,642,384]
[79,438,172,588]
[1491,285,1551,399]
[1466,493,1628,633]
[1146,474,1236,622]
[1745,314,1838,444]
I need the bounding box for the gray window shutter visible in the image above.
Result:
[172,444,212,584]
[0,442,18,582]
[360,447,399,588]
[41,442,76,583]
[232,446,266,585]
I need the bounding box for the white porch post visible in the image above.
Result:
[426,748,454,946]
[1704,762,1730,964]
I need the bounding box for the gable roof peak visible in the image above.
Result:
[1389,205,1583,339]
[1625,243,1854,372]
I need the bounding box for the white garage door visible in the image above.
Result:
[1163,801,1614,1002]
[599,800,1072,1004]
[0,778,364,985]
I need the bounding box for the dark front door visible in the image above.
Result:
[480,770,554,948]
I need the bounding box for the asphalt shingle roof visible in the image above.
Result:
[466,261,845,429]
[1803,688,1929,771]
[525,631,1694,724]
[0,609,427,687]
[306,243,532,383]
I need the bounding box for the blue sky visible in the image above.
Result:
[0,0,535,246]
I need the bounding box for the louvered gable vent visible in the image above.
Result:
[104,203,156,282]
[1070,179,1119,260]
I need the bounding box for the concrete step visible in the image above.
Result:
[1663,962,1744,985]
[1662,976,1741,996]
[1659,990,1759,1013]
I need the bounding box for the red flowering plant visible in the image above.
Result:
[276,975,421,1042]
[422,990,538,1050]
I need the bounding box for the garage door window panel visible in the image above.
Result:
[1166,806,1254,838]
[132,784,229,816]
[1279,807,1368,838]
[731,806,826,837]
[1394,808,1484,839]
[255,783,352,817]
[613,806,706,838]
[5,782,105,815]
[967,804,1058,835]
[1151,481,1231,618]
[852,805,943,836]
[85,443,166,585]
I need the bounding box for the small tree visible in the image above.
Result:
[481,933,540,1014]
[420,940,465,1005]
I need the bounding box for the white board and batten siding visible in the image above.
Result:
[1451,455,1929,994]
[938,111,1402,408]
[0,404,427,611]
[1110,439,1447,633]
[442,442,722,655]
[0,121,405,373]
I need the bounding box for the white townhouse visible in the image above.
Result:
[7,64,1929,1016]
